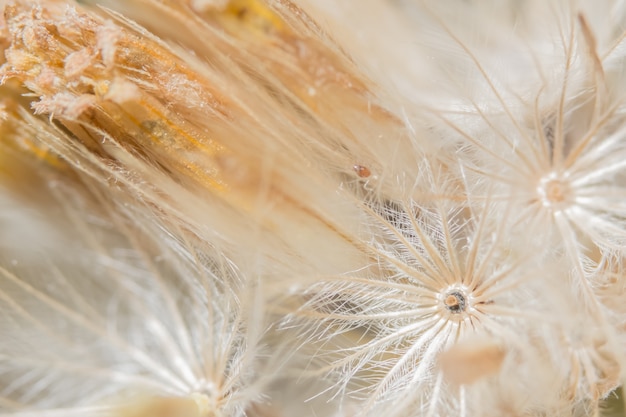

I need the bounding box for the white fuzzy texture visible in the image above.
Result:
[0,175,273,417]
[1,1,626,417]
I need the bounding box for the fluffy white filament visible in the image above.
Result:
[1,1,626,417]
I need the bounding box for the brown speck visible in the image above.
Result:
[237,7,248,19]
[353,164,370,178]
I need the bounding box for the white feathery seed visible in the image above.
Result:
[0,1,626,417]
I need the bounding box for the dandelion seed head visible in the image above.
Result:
[2,0,626,416]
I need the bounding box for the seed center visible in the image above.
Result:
[538,174,572,210]
[444,290,467,314]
